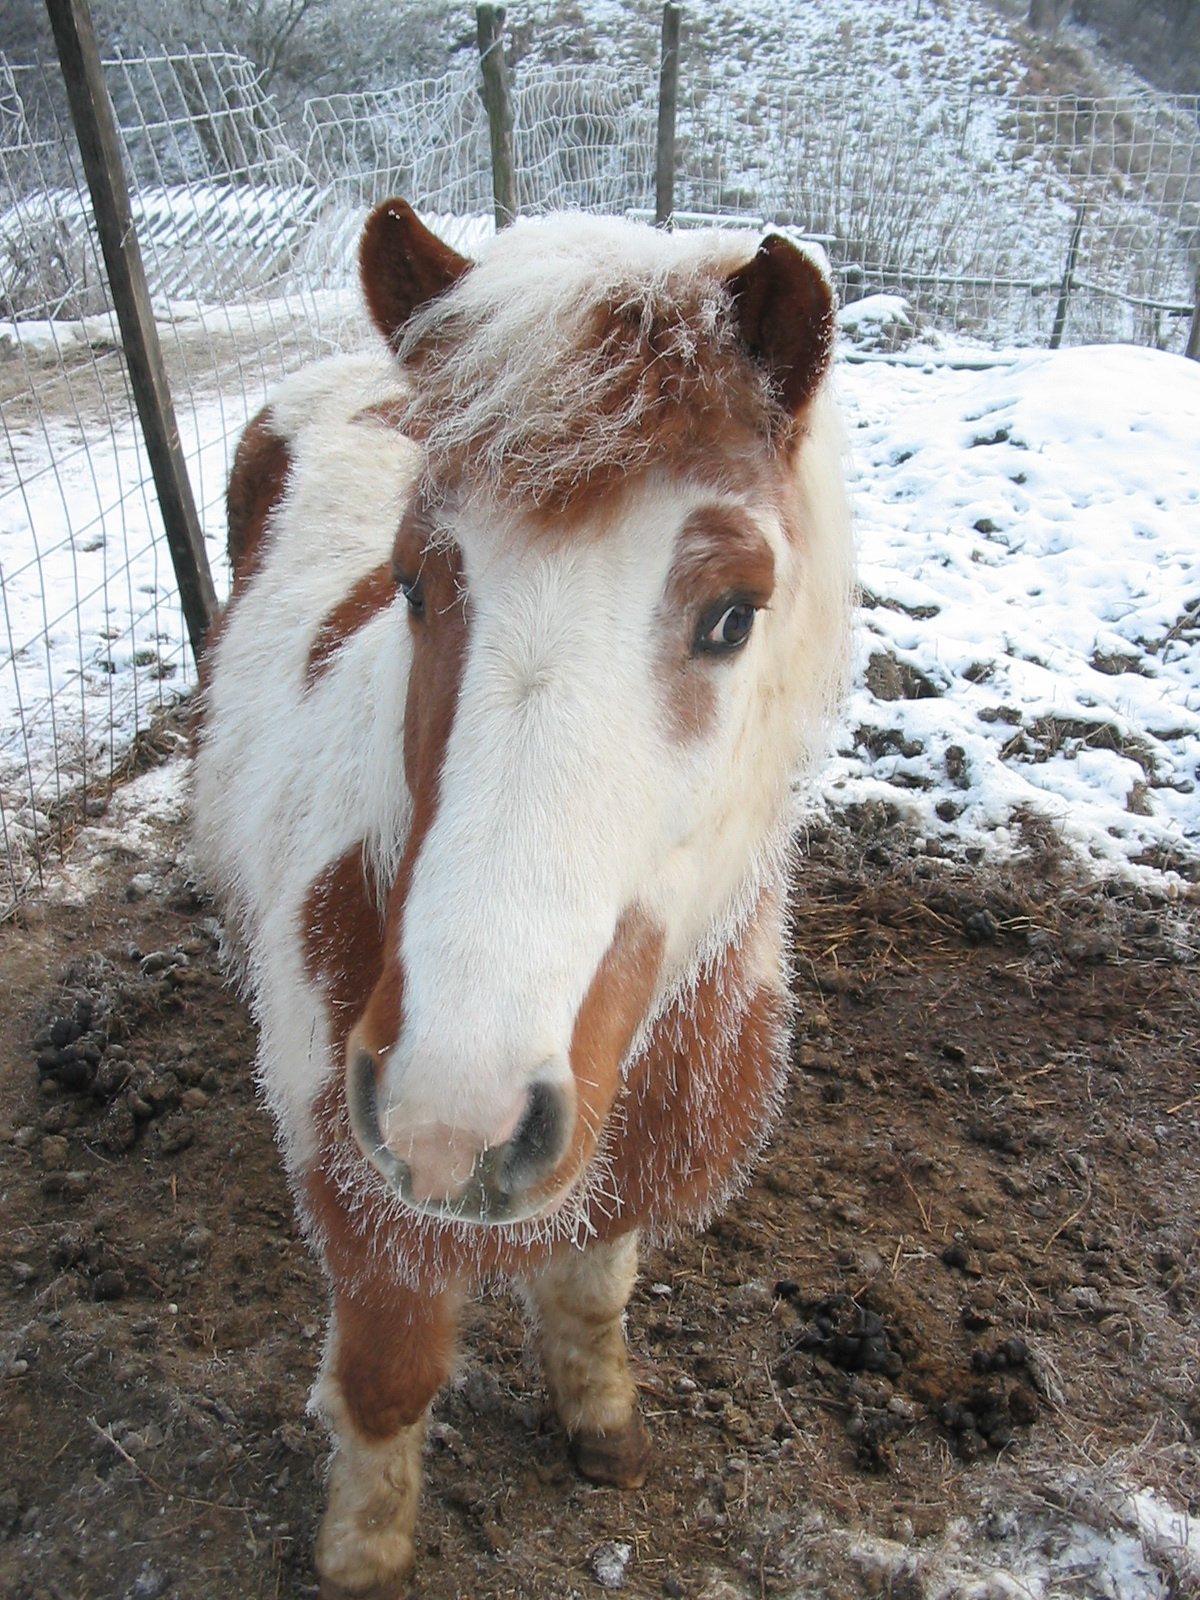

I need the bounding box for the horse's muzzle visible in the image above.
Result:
[347,1050,575,1226]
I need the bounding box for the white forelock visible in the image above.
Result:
[396,212,825,506]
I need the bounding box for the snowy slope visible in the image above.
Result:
[4,322,1197,882]
[518,0,1034,93]
[827,332,1200,884]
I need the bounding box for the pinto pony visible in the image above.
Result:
[193,201,853,1598]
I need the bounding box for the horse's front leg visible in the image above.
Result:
[523,1231,651,1488]
[313,1273,461,1600]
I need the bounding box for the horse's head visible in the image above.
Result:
[345,202,851,1227]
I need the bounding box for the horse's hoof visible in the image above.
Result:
[318,1576,409,1600]
[571,1412,652,1489]
[315,1516,414,1600]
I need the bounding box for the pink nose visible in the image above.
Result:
[383,1120,513,1205]
[347,1052,574,1225]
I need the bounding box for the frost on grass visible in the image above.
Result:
[768,1468,1199,1600]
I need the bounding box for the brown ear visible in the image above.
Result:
[359,199,472,350]
[726,235,835,416]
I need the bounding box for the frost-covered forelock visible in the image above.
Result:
[395,215,782,513]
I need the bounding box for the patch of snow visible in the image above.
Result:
[0,313,121,359]
[819,340,1200,884]
[590,1539,633,1589]
[787,1473,1197,1599]
[1128,1487,1200,1587]
[0,391,237,810]
[838,294,913,333]
[43,756,190,908]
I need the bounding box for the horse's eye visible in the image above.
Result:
[694,598,757,656]
[398,575,425,621]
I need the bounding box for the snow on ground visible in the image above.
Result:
[2,321,1198,882]
[824,1471,1200,1599]
[525,0,1030,96]
[825,333,1200,886]
[0,388,239,841]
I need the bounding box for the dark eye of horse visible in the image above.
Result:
[399,575,425,621]
[694,598,757,656]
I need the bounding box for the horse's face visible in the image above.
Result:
[346,204,848,1227]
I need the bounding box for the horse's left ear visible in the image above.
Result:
[726,235,835,417]
[359,199,472,350]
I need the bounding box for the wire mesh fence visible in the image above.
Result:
[669,74,1200,347]
[0,50,356,912]
[301,61,656,258]
[1,42,1198,914]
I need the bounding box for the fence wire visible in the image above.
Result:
[1,44,1198,914]
[0,51,355,911]
[669,75,1199,347]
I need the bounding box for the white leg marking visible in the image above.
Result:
[525,1232,652,1488]
[313,1382,424,1599]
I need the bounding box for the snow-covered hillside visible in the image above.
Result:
[829,327,1200,885]
[2,2,1196,889]
[4,313,1197,884]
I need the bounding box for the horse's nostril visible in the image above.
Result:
[347,1047,407,1189]
[498,1079,571,1197]
[347,1047,575,1224]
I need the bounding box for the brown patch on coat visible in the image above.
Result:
[194,407,292,725]
[666,505,777,616]
[328,1274,462,1440]
[303,845,387,1037]
[403,283,783,529]
[521,908,665,1212]
[350,397,410,432]
[301,847,466,1435]
[656,504,778,739]
[601,903,788,1237]
[395,230,833,532]
[306,563,397,688]
[726,234,835,416]
[390,481,440,587]
[226,407,291,591]
[328,535,467,1068]
[359,198,472,352]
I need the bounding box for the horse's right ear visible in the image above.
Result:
[359,199,472,350]
[726,234,835,417]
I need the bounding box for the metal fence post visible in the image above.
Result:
[655,3,682,228]
[1048,202,1085,351]
[44,0,218,661]
[476,5,516,230]
[1187,261,1200,363]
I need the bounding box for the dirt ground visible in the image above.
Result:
[0,764,1197,1600]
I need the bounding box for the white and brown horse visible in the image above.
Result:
[193,201,852,1598]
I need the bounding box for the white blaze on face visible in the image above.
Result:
[375,470,831,1155]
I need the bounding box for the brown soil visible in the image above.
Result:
[0,774,1196,1600]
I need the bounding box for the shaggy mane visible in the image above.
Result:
[396,215,793,516]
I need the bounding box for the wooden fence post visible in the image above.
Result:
[1186,260,1200,363]
[476,4,516,230]
[655,3,682,228]
[44,0,217,662]
[1048,202,1085,351]
[1027,0,1069,33]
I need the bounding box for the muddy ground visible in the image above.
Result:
[0,767,1197,1600]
